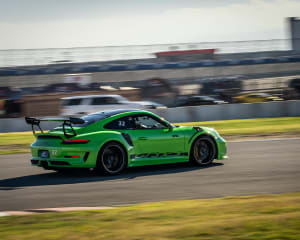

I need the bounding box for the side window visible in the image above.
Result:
[134,115,167,129]
[91,97,104,105]
[91,97,118,105]
[106,97,118,104]
[105,116,136,130]
[65,98,82,106]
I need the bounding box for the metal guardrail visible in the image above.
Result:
[0,39,292,67]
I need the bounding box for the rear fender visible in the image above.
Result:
[77,131,133,166]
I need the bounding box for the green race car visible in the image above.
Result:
[26,109,227,175]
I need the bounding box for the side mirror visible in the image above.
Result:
[167,124,173,131]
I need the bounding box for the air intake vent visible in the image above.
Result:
[83,152,90,162]
[122,133,134,146]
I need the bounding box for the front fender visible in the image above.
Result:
[186,127,227,160]
[187,127,211,147]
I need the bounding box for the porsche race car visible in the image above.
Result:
[25,109,227,175]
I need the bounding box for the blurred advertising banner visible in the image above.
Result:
[64,74,91,86]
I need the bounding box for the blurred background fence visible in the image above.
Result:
[0,37,300,118]
[0,39,293,67]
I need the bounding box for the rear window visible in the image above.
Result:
[72,113,109,127]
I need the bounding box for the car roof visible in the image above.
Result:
[88,109,150,117]
[73,109,165,128]
[61,94,124,100]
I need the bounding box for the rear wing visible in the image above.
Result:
[25,117,85,138]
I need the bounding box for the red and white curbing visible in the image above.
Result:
[0,207,115,217]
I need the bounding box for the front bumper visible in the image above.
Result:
[216,138,227,160]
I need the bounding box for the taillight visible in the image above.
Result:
[64,156,80,158]
[62,139,89,144]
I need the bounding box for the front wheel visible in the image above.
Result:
[190,136,216,166]
[96,142,127,175]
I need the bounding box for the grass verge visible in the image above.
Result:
[177,116,300,136]
[1,193,300,240]
[0,116,300,155]
[0,132,34,155]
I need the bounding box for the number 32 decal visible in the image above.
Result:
[118,121,125,127]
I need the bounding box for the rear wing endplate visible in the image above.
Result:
[25,117,85,138]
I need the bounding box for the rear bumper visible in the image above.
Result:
[31,159,71,167]
[31,145,94,168]
[31,156,91,168]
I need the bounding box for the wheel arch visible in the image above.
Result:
[95,140,129,175]
[189,133,218,160]
[97,139,129,162]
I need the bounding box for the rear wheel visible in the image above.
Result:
[190,136,216,166]
[96,142,127,175]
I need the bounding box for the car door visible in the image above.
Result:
[104,114,185,163]
[130,114,185,160]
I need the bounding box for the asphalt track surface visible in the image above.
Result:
[0,139,300,211]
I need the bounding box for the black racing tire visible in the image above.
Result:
[95,142,127,175]
[190,135,216,166]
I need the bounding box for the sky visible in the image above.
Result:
[0,0,299,50]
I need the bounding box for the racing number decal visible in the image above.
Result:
[51,150,57,156]
[118,121,126,127]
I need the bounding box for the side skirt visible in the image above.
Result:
[128,154,189,167]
